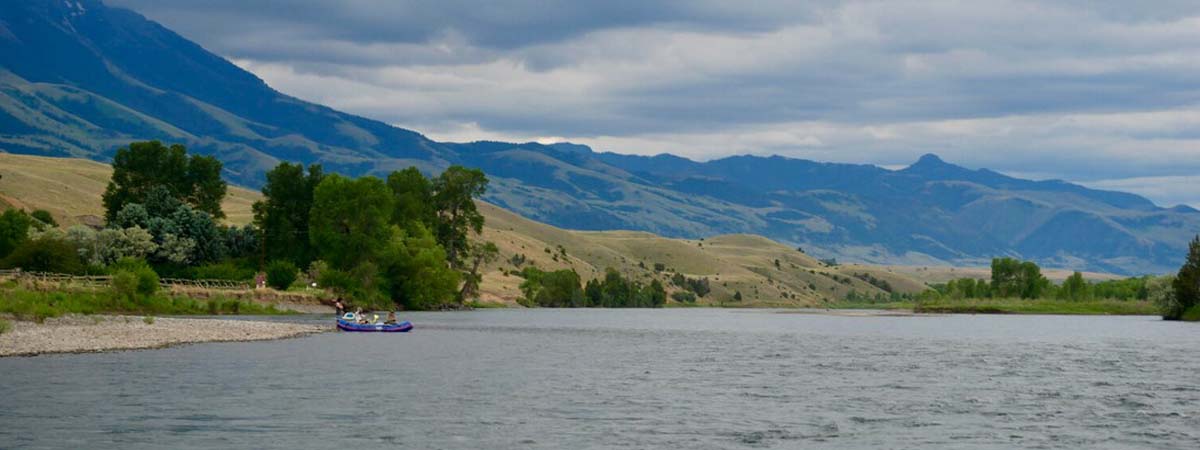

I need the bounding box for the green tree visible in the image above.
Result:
[265,260,299,290]
[1168,235,1200,320]
[1059,271,1091,301]
[253,163,324,267]
[381,224,460,310]
[387,167,435,228]
[991,257,1048,299]
[584,278,602,307]
[432,166,488,268]
[645,279,667,307]
[2,236,84,274]
[1149,275,1180,319]
[519,267,584,307]
[102,141,227,221]
[183,153,227,219]
[309,174,395,269]
[0,209,32,259]
[30,210,56,228]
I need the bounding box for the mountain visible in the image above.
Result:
[1,0,1197,275]
[0,153,932,306]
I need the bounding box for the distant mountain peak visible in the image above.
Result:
[909,153,950,169]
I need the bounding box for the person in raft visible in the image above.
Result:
[385,311,397,325]
[354,308,367,324]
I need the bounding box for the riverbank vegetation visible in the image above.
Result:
[1159,236,1200,321]
[0,286,288,323]
[830,256,1176,316]
[517,267,666,308]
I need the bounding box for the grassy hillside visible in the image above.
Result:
[0,154,929,307]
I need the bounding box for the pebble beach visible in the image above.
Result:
[0,315,329,357]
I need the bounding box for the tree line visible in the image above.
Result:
[0,141,494,311]
[518,267,666,308]
[923,247,1200,322]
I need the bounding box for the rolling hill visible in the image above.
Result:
[0,153,931,307]
[1,0,1197,275]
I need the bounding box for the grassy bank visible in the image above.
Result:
[824,301,915,310]
[912,298,1158,315]
[0,288,292,323]
[823,298,1158,315]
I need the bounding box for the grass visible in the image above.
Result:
[0,288,294,323]
[824,301,915,310]
[1181,305,1200,322]
[0,318,10,334]
[913,298,1158,316]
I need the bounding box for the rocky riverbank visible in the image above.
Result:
[0,315,329,357]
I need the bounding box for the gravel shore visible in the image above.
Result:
[0,315,329,357]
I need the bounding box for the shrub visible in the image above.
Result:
[191,261,255,280]
[2,236,84,274]
[0,209,32,258]
[671,291,697,303]
[30,210,57,228]
[1183,304,1200,322]
[109,258,159,300]
[0,318,10,334]
[143,316,155,325]
[265,260,299,290]
[111,270,139,301]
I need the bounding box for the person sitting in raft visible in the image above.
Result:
[385,311,397,325]
[353,308,367,324]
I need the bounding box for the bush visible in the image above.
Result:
[191,261,255,280]
[0,209,32,258]
[30,210,57,228]
[0,318,10,334]
[671,291,697,303]
[1182,304,1200,322]
[265,260,299,290]
[2,236,84,274]
[109,258,159,300]
[111,270,139,301]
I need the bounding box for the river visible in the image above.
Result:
[1,309,1198,449]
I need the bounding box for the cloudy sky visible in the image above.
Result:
[108,0,1200,208]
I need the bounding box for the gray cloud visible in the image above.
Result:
[107,0,1200,207]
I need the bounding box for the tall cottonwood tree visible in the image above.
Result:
[253,163,324,267]
[432,165,488,269]
[102,141,227,221]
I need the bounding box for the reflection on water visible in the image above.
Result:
[1,309,1198,449]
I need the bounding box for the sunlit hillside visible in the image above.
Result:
[0,153,931,306]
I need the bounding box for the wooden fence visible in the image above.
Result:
[0,269,253,290]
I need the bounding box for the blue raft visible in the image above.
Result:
[336,319,413,333]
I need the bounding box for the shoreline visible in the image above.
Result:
[0,315,329,357]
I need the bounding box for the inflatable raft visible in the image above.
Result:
[336,319,413,333]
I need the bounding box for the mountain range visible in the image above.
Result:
[2,0,1197,275]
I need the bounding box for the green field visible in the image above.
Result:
[0,287,292,323]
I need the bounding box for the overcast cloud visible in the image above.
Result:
[108,0,1200,207]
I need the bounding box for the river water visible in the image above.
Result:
[1,309,1198,449]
